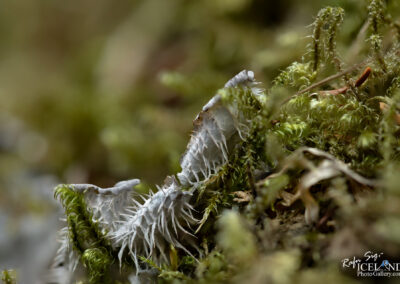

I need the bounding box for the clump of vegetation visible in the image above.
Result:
[6,0,399,283]
[1,270,16,284]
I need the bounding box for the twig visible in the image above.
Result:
[319,67,372,96]
[281,62,367,105]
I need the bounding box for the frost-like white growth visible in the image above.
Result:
[48,226,79,284]
[178,103,238,187]
[224,69,253,87]
[49,179,141,282]
[53,70,261,278]
[111,176,197,269]
[110,70,261,268]
[178,70,261,187]
[70,178,140,195]
[71,179,141,233]
[53,227,79,270]
[66,177,197,270]
[224,69,264,96]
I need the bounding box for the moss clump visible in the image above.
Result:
[161,2,400,283]
[82,248,112,283]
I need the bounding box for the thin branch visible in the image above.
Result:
[281,61,367,105]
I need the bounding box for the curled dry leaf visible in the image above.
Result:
[264,147,376,224]
[233,191,253,203]
[379,102,400,125]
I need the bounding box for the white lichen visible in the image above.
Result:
[111,176,197,269]
[71,179,141,233]
[53,70,262,277]
[48,226,79,284]
[178,70,262,187]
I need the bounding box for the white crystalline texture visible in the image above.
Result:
[224,69,263,96]
[111,177,197,269]
[48,226,78,284]
[224,69,255,88]
[49,179,141,282]
[53,70,262,276]
[178,69,261,187]
[71,179,141,233]
[178,105,238,186]
[112,70,261,267]
[70,178,140,195]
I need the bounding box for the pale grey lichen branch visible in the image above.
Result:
[178,70,263,188]
[52,70,264,279]
[111,177,198,270]
[69,178,140,195]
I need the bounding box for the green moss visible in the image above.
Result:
[82,248,112,283]
[216,210,257,265]
[311,7,345,72]
[273,62,316,90]
[1,270,16,284]
[54,185,113,283]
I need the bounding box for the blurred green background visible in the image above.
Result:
[0,0,381,281]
